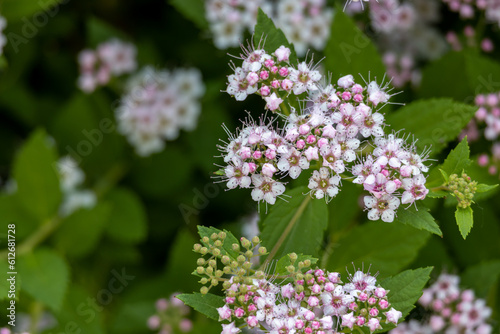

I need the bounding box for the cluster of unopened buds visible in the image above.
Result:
[147,294,193,334]
[192,232,402,334]
[220,44,430,222]
[460,91,500,178]
[446,173,477,208]
[115,66,205,156]
[77,38,137,93]
[391,273,492,334]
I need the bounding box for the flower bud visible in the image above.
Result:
[202,236,210,243]
[223,266,231,274]
[258,247,267,255]
[206,267,213,275]
[213,248,221,256]
[200,247,208,255]
[287,265,296,273]
[232,243,240,251]
[200,286,209,294]
[289,252,298,262]
[243,262,252,270]
[237,255,246,263]
[200,277,208,284]
[245,250,253,258]
[196,266,205,274]
[210,233,218,241]
[218,231,226,240]
[241,237,251,249]
[214,240,222,247]
[209,259,217,268]
[197,258,205,266]
[211,278,218,286]
[252,236,260,244]
[221,255,230,265]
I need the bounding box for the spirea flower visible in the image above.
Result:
[193,233,402,334]
[115,66,205,156]
[391,273,493,334]
[77,38,137,93]
[56,156,96,217]
[147,294,193,334]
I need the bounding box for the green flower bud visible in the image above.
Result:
[211,233,218,241]
[255,271,265,279]
[218,231,227,240]
[211,278,218,286]
[213,248,221,257]
[232,243,240,251]
[200,277,208,284]
[303,259,311,267]
[202,236,210,243]
[193,244,202,252]
[243,261,252,270]
[223,266,231,274]
[287,265,295,273]
[245,250,253,258]
[196,266,205,274]
[237,255,246,263]
[241,237,251,249]
[215,270,223,278]
[258,247,267,255]
[200,286,209,295]
[206,267,213,275]
[289,252,298,262]
[197,258,205,266]
[209,259,217,268]
[252,236,260,244]
[221,255,230,265]
[223,281,231,289]
[214,240,223,247]
[200,247,208,255]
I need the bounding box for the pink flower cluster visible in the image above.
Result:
[461,91,500,178]
[77,38,137,93]
[220,45,431,221]
[443,0,500,26]
[147,294,193,334]
[355,134,430,222]
[446,26,494,53]
[115,66,205,156]
[391,273,492,334]
[217,268,402,334]
[226,45,321,111]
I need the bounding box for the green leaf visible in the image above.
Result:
[386,99,476,156]
[261,187,328,260]
[395,205,442,236]
[455,206,474,239]
[461,260,500,299]
[13,129,62,221]
[324,8,385,80]
[18,248,69,312]
[379,267,433,323]
[54,203,111,258]
[2,0,65,21]
[104,188,148,244]
[86,16,130,47]
[177,293,224,320]
[169,0,208,30]
[476,183,498,193]
[419,51,500,100]
[52,285,105,334]
[326,221,430,278]
[254,9,297,65]
[427,137,471,191]
[275,254,318,276]
[197,226,240,261]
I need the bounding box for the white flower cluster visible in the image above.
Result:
[0,15,7,56]
[57,156,96,217]
[204,0,333,56]
[115,66,205,156]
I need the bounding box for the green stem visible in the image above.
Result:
[430,185,449,192]
[0,217,61,259]
[259,196,311,270]
[28,301,44,334]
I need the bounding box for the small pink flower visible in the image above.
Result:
[264,93,283,111]
[275,46,291,62]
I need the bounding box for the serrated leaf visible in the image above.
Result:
[379,267,433,325]
[261,187,328,261]
[104,188,148,244]
[386,100,476,156]
[197,226,240,261]
[439,169,449,183]
[455,206,474,239]
[327,221,430,278]
[169,0,208,30]
[177,293,224,320]
[254,9,297,65]
[395,205,442,236]
[2,0,65,21]
[476,183,498,193]
[324,8,385,80]
[18,248,69,312]
[13,129,62,221]
[54,203,111,258]
[461,260,500,299]
[275,254,318,276]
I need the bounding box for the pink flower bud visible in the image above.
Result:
[295,320,305,329]
[352,84,364,94]
[247,315,259,327]
[306,135,316,144]
[275,46,291,62]
[265,148,276,160]
[358,292,368,302]
[342,91,352,101]
[324,282,334,292]
[304,310,315,321]
[271,80,280,89]
[299,124,311,135]
[246,72,259,86]
[234,308,245,318]
[279,67,289,77]
[296,140,305,149]
[260,70,269,80]
[248,303,257,312]
[264,59,274,68]
[281,79,293,91]
[311,321,320,329]
[356,316,365,326]
[304,327,313,334]
[260,85,271,96]
[379,299,389,309]
[239,147,251,159]
[252,151,262,159]
[317,138,329,148]
[374,288,387,298]
[349,302,357,311]
[262,163,277,177]
[271,66,279,74]
[353,94,363,103]
[311,284,321,294]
